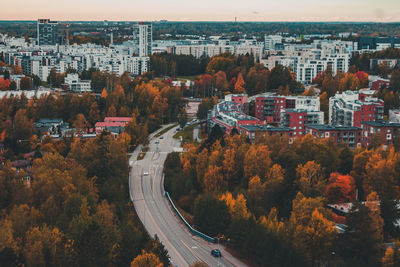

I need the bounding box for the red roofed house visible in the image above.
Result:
[95,117,132,133]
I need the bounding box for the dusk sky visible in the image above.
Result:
[3,0,400,22]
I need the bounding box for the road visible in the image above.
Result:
[129,125,247,267]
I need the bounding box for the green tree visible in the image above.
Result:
[194,194,230,236]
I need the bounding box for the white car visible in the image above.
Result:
[143,172,149,176]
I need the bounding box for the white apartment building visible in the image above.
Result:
[64,73,91,93]
[264,35,283,51]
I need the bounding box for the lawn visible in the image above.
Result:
[173,123,200,144]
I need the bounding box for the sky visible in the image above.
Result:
[3,0,400,22]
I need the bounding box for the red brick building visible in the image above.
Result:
[238,124,293,143]
[361,121,400,147]
[305,124,362,148]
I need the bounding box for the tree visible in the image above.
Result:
[88,102,101,125]
[23,225,74,267]
[20,76,32,90]
[214,71,228,93]
[234,72,245,94]
[363,152,399,200]
[203,164,224,192]
[197,98,213,120]
[130,250,163,267]
[0,77,11,91]
[382,242,400,267]
[325,173,356,203]
[244,145,272,179]
[296,161,326,197]
[194,194,230,236]
[365,191,384,241]
[107,104,117,117]
[340,202,384,267]
[101,88,108,98]
[73,113,89,132]
[390,69,400,92]
[248,175,265,204]
[13,109,34,141]
[177,107,187,128]
[220,192,251,220]
[292,209,337,266]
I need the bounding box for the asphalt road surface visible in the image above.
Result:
[129,125,247,267]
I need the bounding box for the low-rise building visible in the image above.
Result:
[361,121,400,147]
[305,124,362,148]
[64,73,91,93]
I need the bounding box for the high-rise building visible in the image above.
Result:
[37,19,59,46]
[133,22,152,56]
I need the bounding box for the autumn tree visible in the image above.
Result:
[244,145,272,179]
[214,71,229,93]
[0,77,11,91]
[130,250,163,267]
[88,102,101,125]
[382,242,400,267]
[363,151,399,200]
[296,161,326,197]
[203,165,224,192]
[107,104,117,117]
[234,72,246,94]
[292,209,337,266]
[20,76,32,90]
[73,113,89,132]
[325,173,356,203]
[220,192,251,220]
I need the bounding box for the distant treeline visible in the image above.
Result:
[1,21,400,40]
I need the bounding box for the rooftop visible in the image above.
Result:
[306,124,361,131]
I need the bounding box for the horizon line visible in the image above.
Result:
[1,20,400,23]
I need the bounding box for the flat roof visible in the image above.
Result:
[306,124,361,131]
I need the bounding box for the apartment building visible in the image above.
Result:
[329,90,384,127]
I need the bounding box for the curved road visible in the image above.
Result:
[129,125,247,267]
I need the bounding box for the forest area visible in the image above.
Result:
[164,128,400,267]
[0,73,188,266]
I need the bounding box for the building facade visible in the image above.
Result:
[329,90,384,127]
[133,22,152,57]
[37,19,59,46]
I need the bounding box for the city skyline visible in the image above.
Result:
[2,0,400,22]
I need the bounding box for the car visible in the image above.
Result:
[155,140,159,144]
[211,249,221,258]
[143,172,149,176]
[159,136,164,139]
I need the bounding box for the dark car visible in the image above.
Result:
[211,249,221,257]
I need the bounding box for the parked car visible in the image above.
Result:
[143,172,149,176]
[211,249,221,257]
[159,136,164,139]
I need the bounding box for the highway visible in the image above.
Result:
[129,125,247,267]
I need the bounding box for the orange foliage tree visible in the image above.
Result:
[325,173,356,203]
